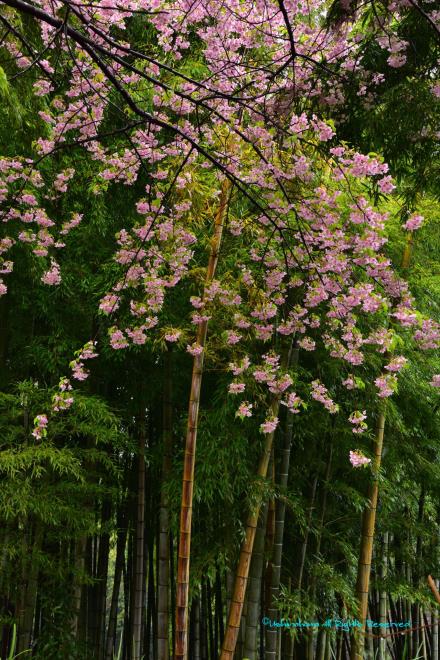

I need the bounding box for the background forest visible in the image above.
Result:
[0,0,439,659]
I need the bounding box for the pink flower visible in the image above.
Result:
[41,260,61,286]
[165,330,181,343]
[253,369,269,383]
[229,356,251,375]
[348,410,368,434]
[109,329,129,350]
[228,382,245,394]
[384,356,407,372]
[349,450,371,468]
[268,374,293,394]
[342,375,357,390]
[99,294,120,315]
[52,393,74,411]
[387,53,406,68]
[226,330,242,345]
[430,375,440,388]
[260,417,279,434]
[281,392,303,413]
[21,193,38,206]
[298,336,316,351]
[403,214,424,231]
[311,380,339,414]
[374,374,397,398]
[126,327,147,345]
[136,200,149,214]
[236,402,253,418]
[59,377,72,392]
[32,414,48,439]
[71,361,89,381]
[377,175,396,194]
[186,342,203,357]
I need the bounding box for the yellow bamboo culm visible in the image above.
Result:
[220,383,287,659]
[350,405,387,660]
[428,575,440,607]
[174,177,232,660]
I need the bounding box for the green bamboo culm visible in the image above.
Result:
[6,624,31,658]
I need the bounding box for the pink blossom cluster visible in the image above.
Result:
[1,0,439,447]
[236,402,253,419]
[348,410,368,434]
[260,417,279,434]
[374,374,398,398]
[349,450,371,468]
[52,378,74,412]
[32,414,48,440]
[70,341,99,381]
[402,214,424,231]
[311,380,339,414]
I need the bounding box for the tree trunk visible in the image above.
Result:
[215,566,224,656]
[71,535,88,642]
[16,522,43,655]
[193,596,201,660]
[243,503,269,660]
[297,476,318,593]
[378,531,389,660]
[206,578,215,660]
[96,500,111,659]
[175,178,231,660]
[433,579,439,660]
[158,350,173,660]
[350,403,387,660]
[220,391,282,660]
[131,424,146,660]
[105,507,128,660]
[265,343,297,660]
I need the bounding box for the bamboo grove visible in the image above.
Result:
[0,0,439,659]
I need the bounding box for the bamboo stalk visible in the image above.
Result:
[158,350,173,660]
[264,343,298,660]
[350,403,387,660]
[96,500,111,659]
[243,502,269,659]
[379,532,389,660]
[428,576,440,606]
[71,535,87,642]
[105,507,128,660]
[206,578,215,660]
[175,178,231,660]
[16,522,43,654]
[131,424,146,660]
[433,578,439,660]
[220,393,282,660]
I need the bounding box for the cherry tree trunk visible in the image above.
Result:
[175,178,231,660]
